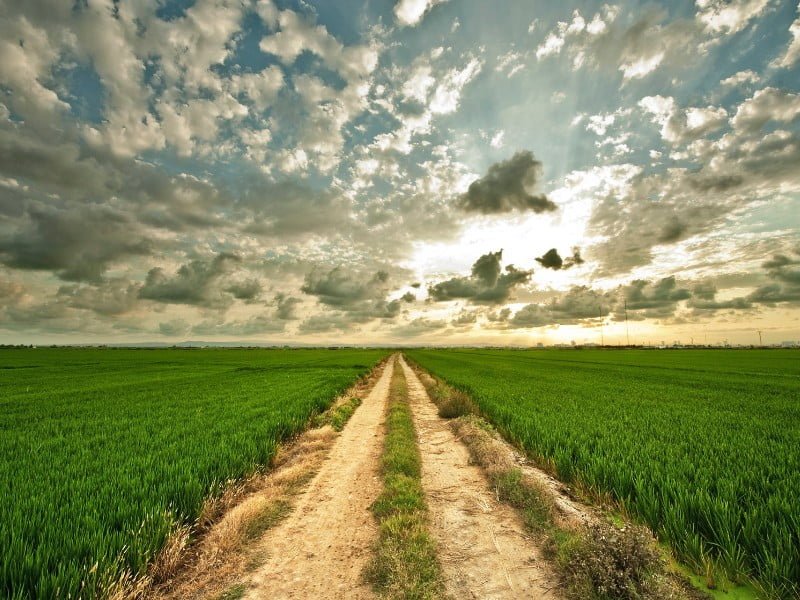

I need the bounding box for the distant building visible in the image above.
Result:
[781,341,798,348]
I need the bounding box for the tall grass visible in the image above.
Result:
[406,348,800,599]
[0,347,387,599]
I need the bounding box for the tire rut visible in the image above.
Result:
[242,357,395,599]
[398,356,563,600]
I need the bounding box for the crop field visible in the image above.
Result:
[405,348,800,598]
[0,347,387,599]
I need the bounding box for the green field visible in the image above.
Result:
[405,348,800,599]
[0,347,387,599]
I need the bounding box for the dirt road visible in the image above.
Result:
[242,358,394,599]
[399,356,562,600]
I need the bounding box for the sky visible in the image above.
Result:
[1,0,799,346]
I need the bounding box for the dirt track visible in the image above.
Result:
[241,357,394,599]
[399,356,562,599]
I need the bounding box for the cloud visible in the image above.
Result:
[0,204,151,282]
[159,319,191,337]
[731,87,800,133]
[391,317,447,337]
[617,276,692,319]
[535,248,584,270]
[274,294,302,320]
[504,276,700,330]
[695,0,771,35]
[510,286,612,328]
[260,8,378,81]
[57,279,142,316]
[773,6,800,68]
[428,250,532,304]
[394,0,448,27]
[139,253,243,309]
[300,267,403,324]
[748,248,800,305]
[639,95,727,145]
[458,151,557,214]
[720,69,760,87]
[534,7,698,81]
[301,268,389,307]
[192,314,286,336]
[226,279,263,302]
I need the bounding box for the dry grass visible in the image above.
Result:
[126,358,390,600]
[418,366,708,600]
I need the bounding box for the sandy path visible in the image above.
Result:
[243,357,394,599]
[399,356,562,600]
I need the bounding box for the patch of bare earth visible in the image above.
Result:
[241,357,395,599]
[142,358,391,600]
[398,356,563,600]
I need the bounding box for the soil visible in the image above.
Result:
[240,357,395,599]
[398,356,563,600]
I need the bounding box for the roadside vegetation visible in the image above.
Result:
[0,348,387,600]
[366,358,444,599]
[408,358,679,599]
[406,349,799,599]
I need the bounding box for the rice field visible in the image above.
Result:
[405,348,800,599]
[0,347,387,599]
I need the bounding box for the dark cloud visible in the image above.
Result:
[458,151,557,214]
[762,254,800,270]
[300,266,402,326]
[240,181,354,238]
[400,292,416,303]
[748,248,800,304]
[158,319,191,337]
[451,310,477,326]
[616,276,691,320]
[274,294,302,320]
[57,279,142,316]
[535,247,584,270]
[428,250,531,304]
[226,279,263,302]
[297,313,362,334]
[301,268,390,307]
[139,253,242,309]
[192,315,286,336]
[510,286,611,328]
[391,317,448,338]
[0,204,151,282]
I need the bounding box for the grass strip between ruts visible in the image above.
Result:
[365,357,444,600]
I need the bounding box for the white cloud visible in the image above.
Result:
[773,5,800,68]
[720,69,760,87]
[731,87,800,132]
[429,58,483,114]
[260,9,379,82]
[394,0,448,27]
[402,64,436,103]
[0,16,70,123]
[620,52,665,80]
[640,96,728,144]
[229,67,284,112]
[695,0,771,35]
[490,131,505,148]
[536,31,566,59]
